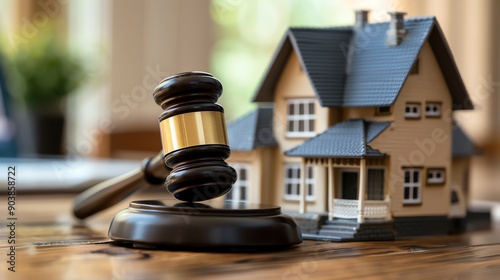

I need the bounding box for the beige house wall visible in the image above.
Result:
[271,154,327,213]
[273,52,330,152]
[227,150,262,205]
[370,41,453,217]
[270,51,329,213]
[256,147,279,205]
[228,148,278,205]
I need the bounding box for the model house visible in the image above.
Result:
[226,11,476,240]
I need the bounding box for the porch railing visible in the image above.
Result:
[363,200,390,219]
[332,199,390,220]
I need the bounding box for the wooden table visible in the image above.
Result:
[1,194,500,279]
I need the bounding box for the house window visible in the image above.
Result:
[286,99,315,138]
[405,103,421,119]
[403,168,421,204]
[427,168,445,185]
[376,106,391,115]
[306,166,314,197]
[226,163,250,202]
[409,59,419,75]
[367,169,385,200]
[425,102,442,118]
[284,163,314,200]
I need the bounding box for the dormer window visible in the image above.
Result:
[286,99,315,137]
[405,102,421,119]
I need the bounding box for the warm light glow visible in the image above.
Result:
[210,0,354,121]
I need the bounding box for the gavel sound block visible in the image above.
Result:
[105,72,302,248]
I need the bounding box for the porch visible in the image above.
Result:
[298,157,391,223]
[284,119,393,223]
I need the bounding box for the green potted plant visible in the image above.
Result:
[6,24,87,155]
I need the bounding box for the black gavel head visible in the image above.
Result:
[153,72,237,202]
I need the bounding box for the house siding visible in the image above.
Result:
[227,147,275,204]
[370,41,453,217]
[272,51,328,213]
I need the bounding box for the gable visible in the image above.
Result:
[427,21,472,110]
[254,28,352,106]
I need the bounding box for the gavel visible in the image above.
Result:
[73,71,301,248]
[73,72,236,219]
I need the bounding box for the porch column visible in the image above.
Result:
[328,158,334,220]
[299,158,307,214]
[357,158,367,223]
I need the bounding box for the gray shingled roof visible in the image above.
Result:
[227,107,277,151]
[290,28,352,106]
[452,125,477,157]
[285,120,391,158]
[253,17,473,110]
[343,18,431,107]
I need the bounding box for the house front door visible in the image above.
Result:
[341,171,358,199]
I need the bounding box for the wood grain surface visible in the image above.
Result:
[1,194,500,279]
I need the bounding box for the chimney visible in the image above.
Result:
[386,12,407,46]
[355,10,369,28]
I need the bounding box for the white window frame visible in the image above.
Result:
[405,103,421,119]
[427,168,445,185]
[403,168,421,204]
[425,102,442,118]
[226,163,250,203]
[283,163,315,201]
[286,99,316,138]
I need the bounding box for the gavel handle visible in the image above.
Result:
[72,151,170,220]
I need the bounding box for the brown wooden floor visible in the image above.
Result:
[1,194,500,279]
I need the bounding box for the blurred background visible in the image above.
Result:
[0,0,498,203]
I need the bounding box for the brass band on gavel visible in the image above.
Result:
[153,72,236,202]
[159,111,228,155]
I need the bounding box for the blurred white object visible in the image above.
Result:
[0,157,140,193]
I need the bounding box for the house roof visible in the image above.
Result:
[253,17,473,110]
[227,107,277,151]
[284,119,391,158]
[452,124,478,157]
